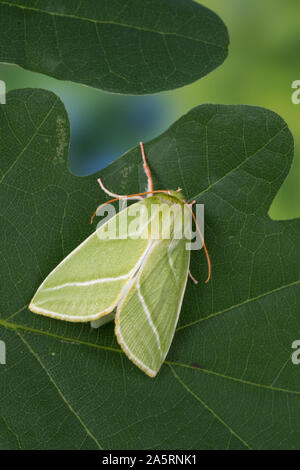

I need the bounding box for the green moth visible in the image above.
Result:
[29,143,210,377]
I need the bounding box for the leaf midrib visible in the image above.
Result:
[0,0,226,49]
[177,279,300,330]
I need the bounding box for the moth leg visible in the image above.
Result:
[188,270,198,285]
[139,142,153,195]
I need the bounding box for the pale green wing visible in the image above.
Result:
[115,235,190,377]
[29,201,150,322]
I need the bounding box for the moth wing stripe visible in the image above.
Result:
[168,252,176,278]
[31,239,154,321]
[115,239,163,375]
[43,274,129,291]
[36,206,156,295]
[168,238,181,279]
[137,277,162,356]
[161,250,190,363]
[136,240,163,357]
[34,201,146,294]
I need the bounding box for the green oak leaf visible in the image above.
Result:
[0,0,229,94]
[0,89,299,450]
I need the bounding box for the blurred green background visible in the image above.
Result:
[0,0,299,219]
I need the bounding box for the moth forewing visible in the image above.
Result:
[115,196,191,377]
[29,200,151,322]
[126,202,151,240]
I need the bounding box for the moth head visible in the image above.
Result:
[155,188,186,205]
[169,188,186,202]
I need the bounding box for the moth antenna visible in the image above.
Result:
[140,142,154,195]
[176,187,182,193]
[91,197,120,224]
[188,270,198,285]
[184,202,211,283]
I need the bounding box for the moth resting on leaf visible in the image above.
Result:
[29,143,211,377]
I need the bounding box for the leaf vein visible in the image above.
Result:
[17,331,104,450]
[0,1,227,49]
[168,364,252,449]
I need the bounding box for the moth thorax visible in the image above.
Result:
[148,201,191,241]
